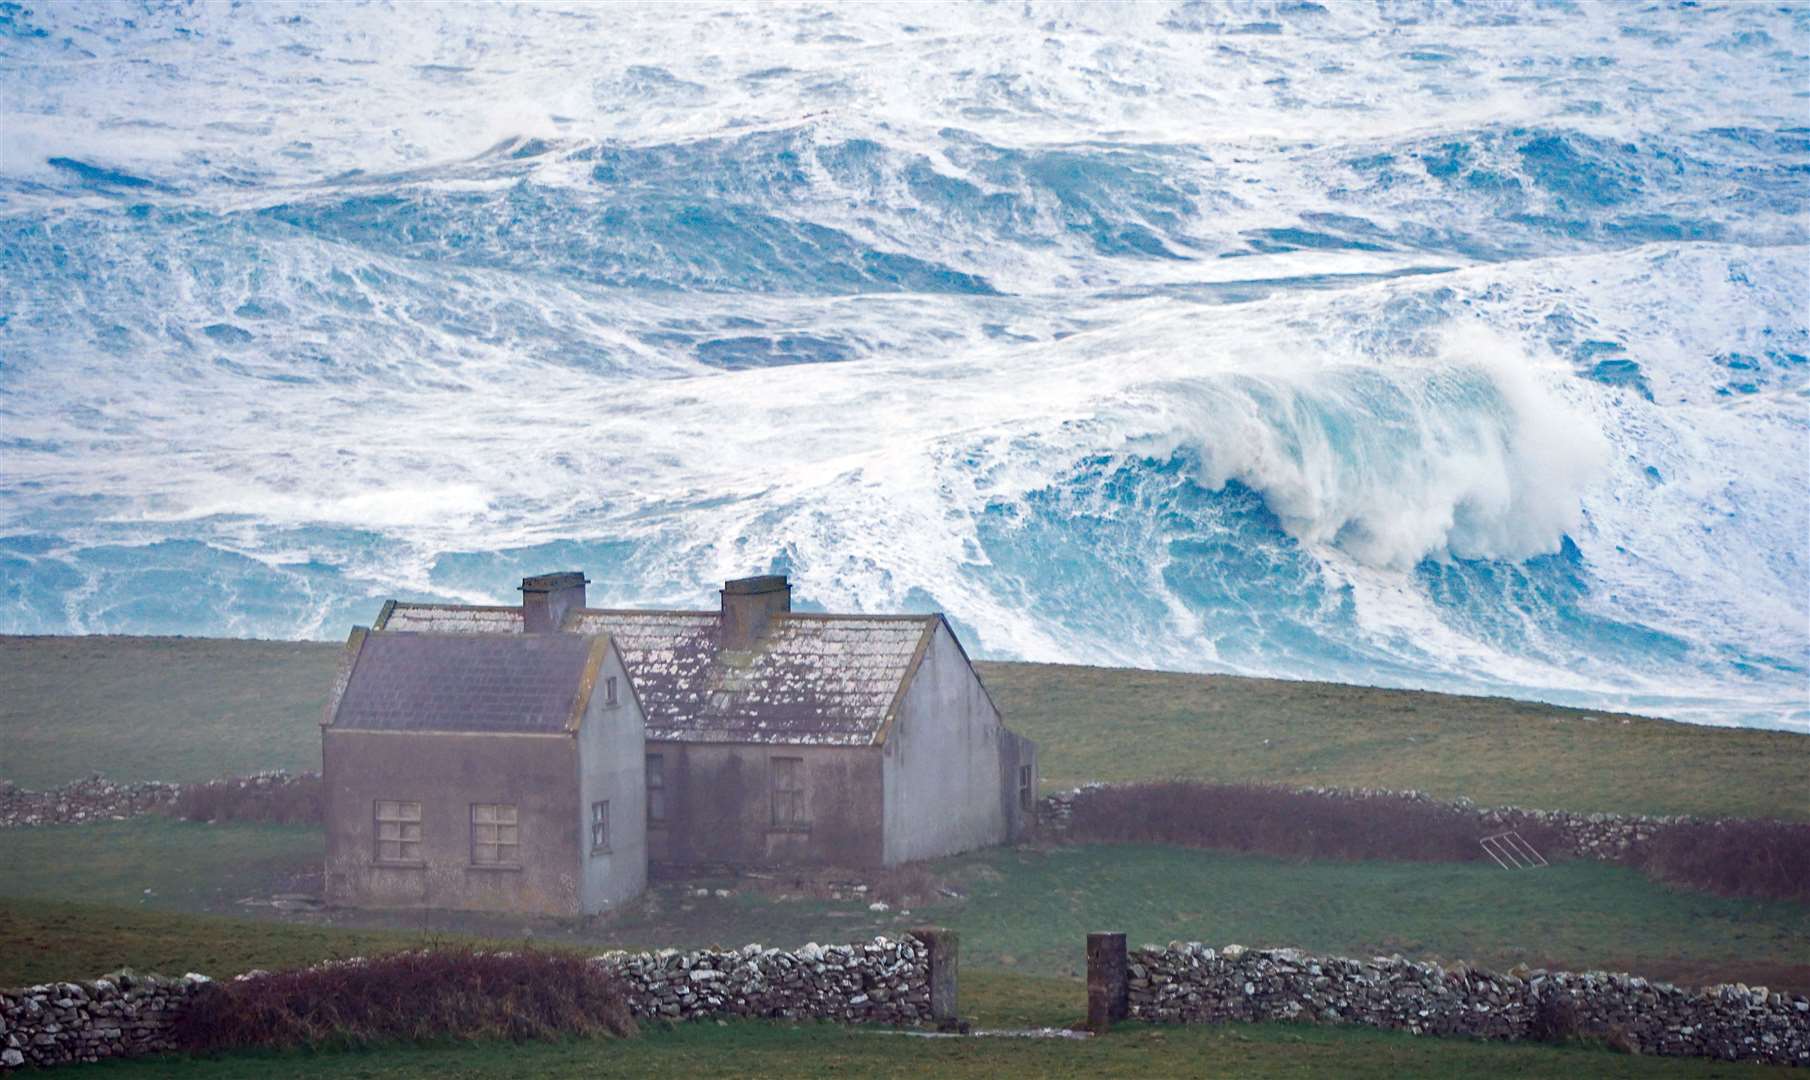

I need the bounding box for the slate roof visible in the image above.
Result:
[377,601,941,745]
[570,611,935,744]
[330,631,601,734]
[377,603,525,634]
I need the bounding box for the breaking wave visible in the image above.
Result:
[0,1,1806,729]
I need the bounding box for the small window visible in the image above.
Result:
[590,800,610,853]
[770,756,806,828]
[1018,764,1034,812]
[374,800,421,862]
[646,753,666,824]
[605,675,619,706]
[470,803,519,865]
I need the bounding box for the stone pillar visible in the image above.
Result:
[1087,931,1128,1033]
[912,927,959,1023]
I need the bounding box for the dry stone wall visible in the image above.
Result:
[0,935,941,1071]
[0,973,210,1069]
[0,772,317,829]
[593,935,933,1024]
[0,777,182,827]
[1121,942,1810,1067]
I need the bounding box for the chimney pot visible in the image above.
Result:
[720,574,790,650]
[520,571,588,633]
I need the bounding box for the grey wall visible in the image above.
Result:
[645,741,884,868]
[882,622,1033,865]
[577,646,647,913]
[323,729,581,916]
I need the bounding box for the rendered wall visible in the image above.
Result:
[644,742,883,868]
[322,730,581,916]
[576,648,647,913]
[881,623,1034,865]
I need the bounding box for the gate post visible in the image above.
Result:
[1087,931,1128,1033]
[912,926,960,1024]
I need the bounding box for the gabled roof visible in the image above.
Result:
[569,611,936,744]
[376,601,942,746]
[324,629,609,735]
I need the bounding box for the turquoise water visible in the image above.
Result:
[0,2,1805,728]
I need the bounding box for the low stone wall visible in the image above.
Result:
[0,772,318,828]
[1,933,953,1070]
[1107,941,1810,1067]
[0,973,210,1069]
[1036,783,1691,863]
[0,777,182,827]
[593,933,941,1025]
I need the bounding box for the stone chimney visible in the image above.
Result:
[520,571,588,633]
[720,574,790,650]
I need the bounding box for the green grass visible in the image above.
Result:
[4,822,1805,993]
[0,636,335,788]
[979,662,1810,820]
[4,639,1803,823]
[73,1018,1797,1078]
[0,818,323,912]
[936,845,1810,991]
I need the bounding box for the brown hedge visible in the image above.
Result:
[173,948,636,1051]
[1058,781,1561,863]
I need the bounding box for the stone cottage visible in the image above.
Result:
[366,570,1037,875]
[320,616,647,917]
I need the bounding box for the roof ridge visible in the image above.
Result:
[387,602,525,613]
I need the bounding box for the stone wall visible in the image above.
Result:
[1107,940,1810,1067]
[0,777,182,827]
[1036,784,1694,864]
[0,772,317,829]
[0,933,950,1071]
[593,934,938,1025]
[0,973,210,1069]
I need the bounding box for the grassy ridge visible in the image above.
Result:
[979,662,1810,820]
[4,638,1806,822]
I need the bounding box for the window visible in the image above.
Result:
[590,800,610,853]
[605,675,619,706]
[374,800,422,862]
[470,803,519,865]
[1018,764,1034,812]
[770,756,806,828]
[646,753,666,824]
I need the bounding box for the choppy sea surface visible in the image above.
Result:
[0,2,1805,729]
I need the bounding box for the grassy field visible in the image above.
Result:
[979,662,1810,820]
[4,821,1805,992]
[4,638,1807,1076]
[77,1019,1797,1079]
[4,897,1798,1077]
[0,636,336,789]
[3,638,1804,822]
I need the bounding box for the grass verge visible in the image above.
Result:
[77,1017,1796,1078]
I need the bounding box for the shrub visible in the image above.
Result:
[173,948,636,1051]
[1527,992,1582,1045]
[1638,818,1810,904]
[1060,782,1563,864]
[171,773,322,825]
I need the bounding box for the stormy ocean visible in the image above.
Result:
[0,2,1804,729]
